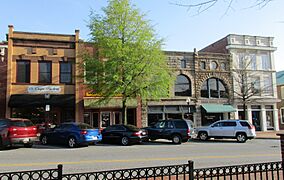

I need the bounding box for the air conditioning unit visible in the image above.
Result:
[0,48,5,56]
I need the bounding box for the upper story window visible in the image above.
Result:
[250,54,257,70]
[263,75,273,96]
[261,54,271,70]
[60,62,72,84]
[220,63,226,70]
[39,61,51,83]
[175,74,191,96]
[200,61,206,70]
[281,86,284,99]
[16,60,30,83]
[210,61,218,70]
[250,76,261,96]
[201,78,227,98]
[180,59,186,68]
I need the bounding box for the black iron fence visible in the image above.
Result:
[0,161,282,180]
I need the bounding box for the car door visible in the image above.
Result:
[102,126,113,142]
[161,121,173,139]
[222,121,237,137]
[109,125,126,143]
[147,121,165,139]
[209,122,223,137]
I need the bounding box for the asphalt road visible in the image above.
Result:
[0,139,281,174]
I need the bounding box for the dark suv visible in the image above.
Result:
[144,119,194,144]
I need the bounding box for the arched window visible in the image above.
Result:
[201,78,227,98]
[175,75,191,96]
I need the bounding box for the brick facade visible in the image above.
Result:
[0,43,7,118]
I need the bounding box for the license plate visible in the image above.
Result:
[23,138,29,143]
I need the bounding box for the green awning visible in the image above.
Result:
[84,98,138,108]
[201,104,236,113]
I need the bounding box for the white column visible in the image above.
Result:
[273,104,279,131]
[247,107,252,124]
[261,105,267,131]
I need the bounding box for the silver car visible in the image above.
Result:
[196,120,256,143]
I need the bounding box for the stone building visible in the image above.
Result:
[201,34,279,131]
[5,25,79,124]
[0,42,8,118]
[144,50,234,127]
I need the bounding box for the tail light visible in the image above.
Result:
[249,125,255,130]
[80,130,88,135]
[187,129,191,136]
[132,131,141,136]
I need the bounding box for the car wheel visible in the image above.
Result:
[24,143,33,148]
[68,137,77,148]
[121,136,129,146]
[172,134,182,144]
[199,132,208,141]
[41,135,48,145]
[236,133,247,143]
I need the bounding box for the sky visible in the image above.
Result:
[1,0,283,71]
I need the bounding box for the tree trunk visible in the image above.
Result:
[122,97,127,125]
[243,102,247,120]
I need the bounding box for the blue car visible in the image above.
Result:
[40,122,102,148]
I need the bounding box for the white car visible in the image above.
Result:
[196,120,256,143]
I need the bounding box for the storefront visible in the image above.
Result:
[147,105,196,125]
[83,97,140,128]
[8,94,75,124]
[200,104,236,126]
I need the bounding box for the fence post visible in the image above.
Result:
[277,133,284,163]
[188,160,194,180]
[57,164,63,180]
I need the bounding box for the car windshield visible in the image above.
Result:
[125,125,140,131]
[78,123,93,130]
[11,120,33,127]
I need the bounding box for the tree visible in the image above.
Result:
[232,53,273,121]
[82,0,173,124]
[173,0,272,15]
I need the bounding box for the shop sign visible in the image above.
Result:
[27,86,61,93]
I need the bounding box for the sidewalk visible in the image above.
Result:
[256,130,284,139]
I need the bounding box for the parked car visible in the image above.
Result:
[195,119,256,143]
[40,122,102,148]
[143,119,194,144]
[0,118,38,149]
[101,124,147,146]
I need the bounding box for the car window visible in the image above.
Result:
[173,121,187,129]
[167,121,174,129]
[223,122,237,127]
[240,121,250,127]
[155,121,166,128]
[125,125,139,131]
[11,120,33,127]
[212,122,221,127]
[78,123,93,130]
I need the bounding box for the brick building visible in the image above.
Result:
[0,42,8,118]
[5,25,79,125]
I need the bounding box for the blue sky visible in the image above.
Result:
[1,0,283,70]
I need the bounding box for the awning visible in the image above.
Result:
[84,98,137,108]
[201,104,236,113]
[8,94,75,108]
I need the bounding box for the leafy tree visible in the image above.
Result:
[82,0,173,124]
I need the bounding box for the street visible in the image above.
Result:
[0,139,281,174]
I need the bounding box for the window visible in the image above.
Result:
[180,59,186,68]
[39,61,51,83]
[261,54,271,70]
[201,78,228,98]
[250,54,257,70]
[174,75,191,96]
[210,61,218,70]
[223,122,237,127]
[60,62,72,84]
[281,86,284,99]
[220,63,226,70]
[200,61,206,70]
[250,76,260,95]
[263,75,273,96]
[16,60,30,83]
[281,108,284,124]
